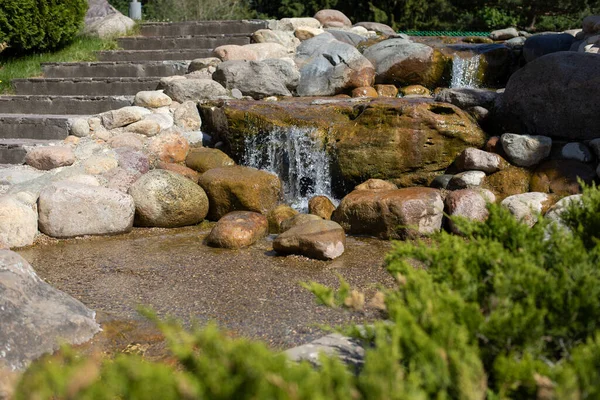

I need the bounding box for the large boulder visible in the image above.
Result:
[445,189,495,234]
[434,88,499,109]
[212,60,293,99]
[500,133,552,167]
[354,22,396,36]
[523,33,577,63]
[455,147,507,173]
[273,219,346,260]
[38,182,135,238]
[295,33,375,96]
[0,195,37,248]
[162,79,229,103]
[363,38,445,87]
[202,98,487,189]
[185,148,235,173]
[314,9,352,28]
[0,250,100,371]
[501,52,600,140]
[206,211,268,249]
[84,12,135,39]
[501,192,554,227]
[198,166,282,220]
[530,160,596,196]
[129,170,209,228]
[252,29,300,53]
[332,187,444,239]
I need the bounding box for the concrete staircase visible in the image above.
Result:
[0,19,269,164]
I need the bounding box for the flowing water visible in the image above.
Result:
[243,126,334,211]
[450,54,481,88]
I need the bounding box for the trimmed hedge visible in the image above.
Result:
[0,0,87,55]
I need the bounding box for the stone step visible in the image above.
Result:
[0,114,81,141]
[12,77,161,96]
[117,34,251,51]
[140,19,269,37]
[97,49,213,62]
[0,138,64,164]
[0,96,133,115]
[42,61,189,78]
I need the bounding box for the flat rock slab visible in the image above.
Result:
[0,250,100,371]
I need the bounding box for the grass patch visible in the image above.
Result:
[0,35,119,94]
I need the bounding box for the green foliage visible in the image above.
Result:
[301,274,350,307]
[142,0,255,22]
[0,36,118,94]
[0,0,87,55]
[108,0,130,15]
[15,185,600,399]
[476,7,519,30]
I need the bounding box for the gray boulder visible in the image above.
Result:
[455,147,507,173]
[523,33,577,63]
[501,52,600,140]
[285,333,364,369]
[38,182,135,238]
[501,133,552,167]
[0,250,100,371]
[129,170,209,228]
[163,78,229,103]
[354,22,396,36]
[434,88,499,109]
[326,29,368,46]
[561,142,593,163]
[501,192,552,227]
[212,60,293,99]
[84,12,135,39]
[445,189,495,234]
[489,27,519,40]
[273,219,346,260]
[448,171,486,190]
[295,33,375,96]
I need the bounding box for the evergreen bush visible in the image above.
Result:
[0,0,87,55]
[14,184,600,399]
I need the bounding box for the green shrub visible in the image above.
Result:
[0,0,87,55]
[15,184,600,399]
[143,0,255,22]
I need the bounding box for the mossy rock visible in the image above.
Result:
[482,165,532,201]
[200,97,487,194]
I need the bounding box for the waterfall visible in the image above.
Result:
[243,126,334,211]
[450,54,481,88]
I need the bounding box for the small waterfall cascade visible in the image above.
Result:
[450,53,481,88]
[243,126,334,211]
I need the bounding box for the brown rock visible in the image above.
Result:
[374,84,398,97]
[185,147,235,173]
[401,85,431,96]
[148,131,190,163]
[156,162,200,183]
[308,196,336,219]
[281,213,323,232]
[484,136,507,158]
[198,166,282,220]
[204,98,486,191]
[207,211,268,249]
[129,170,209,228]
[332,187,444,239]
[124,119,161,137]
[313,9,352,28]
[530,160,596,196]
[273,219,346,260]
[351,87,378,98]
[24,146,75,170]
[482,166,531,201]
[354,178,398,191]
[267,205,299,233]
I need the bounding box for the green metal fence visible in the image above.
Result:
[397,31,490,37]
